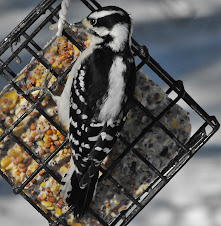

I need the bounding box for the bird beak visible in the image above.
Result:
[74,21,85,29]
[74,19,96,37]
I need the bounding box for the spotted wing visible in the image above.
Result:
[69,60,128,188]
[78,116,127,189]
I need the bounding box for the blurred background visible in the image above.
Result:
[0,0,220,225]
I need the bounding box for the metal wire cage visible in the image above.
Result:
[0,0,220,225]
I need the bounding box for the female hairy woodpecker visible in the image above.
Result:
[55,6,136,218]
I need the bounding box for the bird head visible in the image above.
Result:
[74,6,133,51]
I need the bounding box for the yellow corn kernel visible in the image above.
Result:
[73,45,79,51]
[71,223,83,226]
[31,90,40,97]
[84,39,90,47]
[1,157,12,168]
[60,166,68,175]
[15,73,25,82]
[29,164,39,171]
[0,128,4,136]
[111,212,117,217]
[61,61,66,68]
[43,134,49,143]
[171,118,179,129]
[63,148,68,154]
[50,46,58,52]
[42,201,52,208]
[51,183,60,193]
[42,193,47,200]
[38,140,45,148]
[185,125,191,132]
[13,123,25,136]
[40,181,46,188]
[56,207,62,216]
[114,200,120,205]
[0,89,18,109]
[52,63,57,69]
[46,206,55,210]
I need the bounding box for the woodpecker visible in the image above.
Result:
[56,6,136,218]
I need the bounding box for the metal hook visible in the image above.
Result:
[10,42,22,64]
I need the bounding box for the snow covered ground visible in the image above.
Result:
[0,0,221,225]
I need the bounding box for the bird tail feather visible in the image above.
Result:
[60,158,99,218]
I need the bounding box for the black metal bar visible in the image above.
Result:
[127,94,182,151]
[89,0,102,9]
[0,1,59,62]
[0,0,58,55]
[23,32,43,52]
[99,94,184,183]
[0,3,61,76]
[0,60,18,78]
[25,44,60,78]
[132,148,168,181]
[88,207,110,226]
[107,175,143,208]
[80,0,96,11]
[0,67,67,139]
[132,98,190,153]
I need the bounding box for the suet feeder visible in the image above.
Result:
[0,0,219,225]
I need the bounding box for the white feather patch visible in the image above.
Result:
[70,118,78,128]
[82,157,88,162]
[89,10,124,20]
[82,114,88,120]
[69,134,79,146]
[106,119,115,128]
[108,23,129,52]
[93,26,109,37]
[103,148,111,154]
[100,132,113,141]
[99,56,126,121]
[79,95,85,103]
[71,102,78,110]
[84,143,90,149]
[90,122,105,127]
[76,109,81,114]
[88,135,100,142]
[95,146,102,151]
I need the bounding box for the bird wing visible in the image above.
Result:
[69,55,129,189]
[78,115,127,189]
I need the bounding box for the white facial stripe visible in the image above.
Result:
[89,10,124,20]
[109,23,129,52]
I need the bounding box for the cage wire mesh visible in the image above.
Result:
[0,0,220,225]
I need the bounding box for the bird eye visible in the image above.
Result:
[89,18,97,26]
